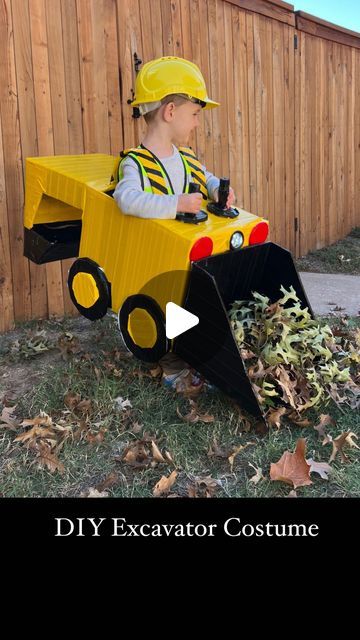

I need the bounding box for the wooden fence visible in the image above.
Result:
[0,0,359,331]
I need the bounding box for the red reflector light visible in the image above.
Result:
[189,237,213,262]
[248,222,269,245]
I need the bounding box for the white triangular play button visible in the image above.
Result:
[166,302,199,339]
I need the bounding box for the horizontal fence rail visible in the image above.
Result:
[0,0,359,331]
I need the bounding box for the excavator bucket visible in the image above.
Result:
[173,242,314,420]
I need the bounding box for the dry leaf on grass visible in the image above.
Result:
[228,443,255,472]
[153,470,178,497]
[345,432,360,449]
[187,475,219,498]
[121,438,173,470]
[314,414,334,439]
[177,400,214,424]
[151,440,166,463]
[208,438,255,471]
[270,438,312,489]
[82,488,109,498]
[329,431,351,463]
[95,472,119,492]
[34,441,65,474]
[14,425,56,443]
[0,406,21,432]
[113,397,133,411]
[21,411,53,428]
[248,462,264,485]
[306,458,333,480]
[267,407,287,429]
[131,421,143,434]
[86,428,106,444]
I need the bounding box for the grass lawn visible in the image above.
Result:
[295,227,360,275]
[1,312,359,498]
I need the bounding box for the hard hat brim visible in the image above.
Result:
[131,96,220,109]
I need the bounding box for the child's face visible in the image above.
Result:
[169,101,202,145]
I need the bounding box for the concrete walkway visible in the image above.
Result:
[298,272,360,316]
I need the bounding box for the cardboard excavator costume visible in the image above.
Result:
[23,56,312,421]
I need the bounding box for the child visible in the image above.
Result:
[114,56,235,388]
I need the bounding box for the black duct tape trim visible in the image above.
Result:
[119,294,168,363]
[68,257,110,320]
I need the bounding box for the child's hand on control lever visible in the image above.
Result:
[215,185,235,209]
[176,193,203,215]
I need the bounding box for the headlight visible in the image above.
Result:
[230,231,244,250]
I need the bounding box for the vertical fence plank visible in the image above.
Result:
[348,48,355,232]
[224,2,236,199]
[318,38,326,250]
[104,0,123,156]
[149,0,163,59]
[328,41,336,246]
[216,0,229,179]
[171,0,183,58]
[161,0,173,55]
[265,14,274,235]
[29,0,65,317]
[238,8,250,211]
[140,0,155,63]
[208,0,221,178]
[354,50,360,232]
[199,0,214,170]
[0,104,15,331]
[117,0,135,149]
[46,0,78,316]
[272,19,285,245]
[253,13,263,218]
[230,6,244,208]
[284,23,295,252]
[258,15,269,220]
[77,0,110,153]
[294,28,300,257]
[12,0,48,319]
[0,0,32,323]
[246,11,257,214]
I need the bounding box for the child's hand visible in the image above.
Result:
[226,187,236,208]
[177,193,203,214]
[215,186,236,208]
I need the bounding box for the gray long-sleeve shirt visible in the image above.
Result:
[113,144,220,219]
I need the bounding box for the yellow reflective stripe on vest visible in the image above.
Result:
[178,147,208,201]
[120,147,170,195]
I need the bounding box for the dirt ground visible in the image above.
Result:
[0,315,117,406]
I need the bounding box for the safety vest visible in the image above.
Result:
[118,144,208,201]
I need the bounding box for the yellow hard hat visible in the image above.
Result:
[131,56,219,111]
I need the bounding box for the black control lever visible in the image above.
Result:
[176,182,208,224]
[207,177,238,218]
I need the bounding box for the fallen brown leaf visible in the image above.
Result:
[306,458,333,480]
[14,425,56,443]
[35,441,65,474]
[177,400,214,424]
[270,438,312,489]
[228,443,255,472]
[248,462,264,485]
[0,406,20,432]
[83,488,109,498]
[187,475,219,498]
[153,470,178,497]
[314,414,334,439]
[151,440,166,463]
[329,431,351,463]
[267,407,287,429]
[96,471,119,492]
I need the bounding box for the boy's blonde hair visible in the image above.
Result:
[143,94,192,125]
